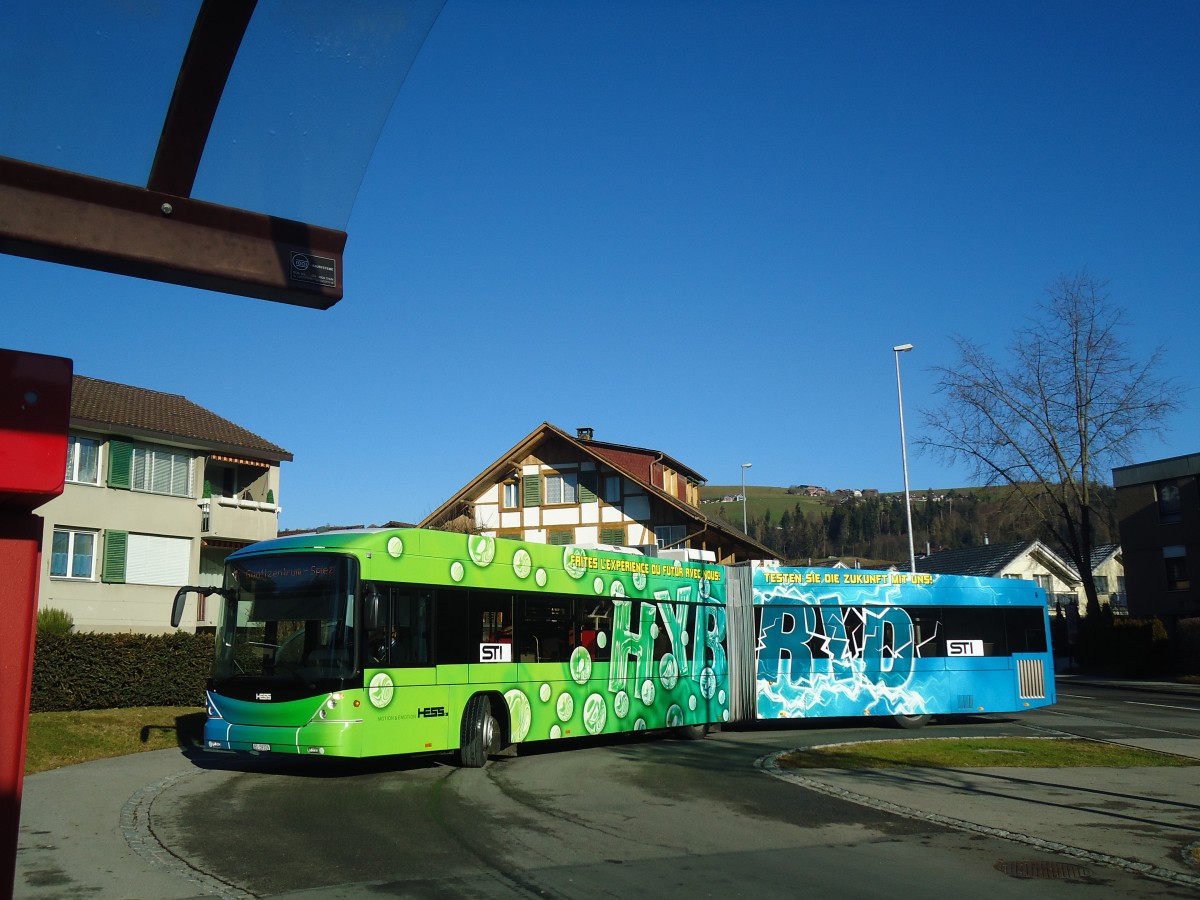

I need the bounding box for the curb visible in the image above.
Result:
[755,750,1200,891]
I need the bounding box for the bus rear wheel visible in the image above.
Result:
[458,694,499,767]
[672,724,707,740]
[892,714,932,730]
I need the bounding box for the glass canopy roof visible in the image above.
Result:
[0,1,445,307]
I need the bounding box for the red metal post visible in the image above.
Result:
[0,513,43,898]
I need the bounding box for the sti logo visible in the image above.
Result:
[947,639,984,657]
[479,642,512,663]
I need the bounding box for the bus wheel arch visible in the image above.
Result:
[892,713,932,730]
[457,692,507,768]
[672,723,707,740]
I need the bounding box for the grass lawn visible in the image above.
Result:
[778,737,1197,769]
[24,707,206,775]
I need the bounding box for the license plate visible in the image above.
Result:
[252,743,271,752]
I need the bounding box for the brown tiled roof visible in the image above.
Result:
[71,375,292,462]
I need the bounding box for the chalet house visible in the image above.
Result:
[916,540,1083,612]
[420,423,776,563]
[35,375,291,634]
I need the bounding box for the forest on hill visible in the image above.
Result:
[704,485,1120,567]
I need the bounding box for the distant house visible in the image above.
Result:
[1087,543,1127,616]
[420,423,776,563]
[36,376,291,634]
[1114,453,1200,623]
[916,540,1082,612]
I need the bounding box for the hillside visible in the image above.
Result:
[700,483,1117,566]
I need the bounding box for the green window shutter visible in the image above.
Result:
[579,471,598,503]
[107,439,132,490]
[601,527,626,545]
[523,474,541,507]
[102,530,128,584]
[548,529,573,546]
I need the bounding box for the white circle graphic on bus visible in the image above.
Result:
[535,568,547,587]
[632,570,647,591]
[582,693,607,734]
[659,653,679,690]
[569,646,592,684]
[609,580,625,597]
[468,535,495,567]
[450,561,464,582]
[556,692,574,721]
[666,704,684,727]
[640,679,655,706]
[593,577,604,594]
[513,549,533,580]
[596,632,607,649]
[367,672,394,709]
[614,689,630,718]
[386,537,403,558]
[688,694,697,711]
[698,666,718,699]
[550,725,562,739]
[505,689,532,742]
[539,682,552,703]
[564,546,587,579]
[634,718,647,731]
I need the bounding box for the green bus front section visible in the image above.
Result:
[205,528,731,759]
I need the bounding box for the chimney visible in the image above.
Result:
[577,427,594,441]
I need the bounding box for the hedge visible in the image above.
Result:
[31,632,213,712]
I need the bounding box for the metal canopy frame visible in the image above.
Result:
[0,0,346,309]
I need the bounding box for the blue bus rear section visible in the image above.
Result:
[724,563,1056,723]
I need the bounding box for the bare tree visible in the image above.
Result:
[919,274,1185,614]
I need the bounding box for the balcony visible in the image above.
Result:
[199,495,280,543]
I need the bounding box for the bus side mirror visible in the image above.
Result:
[171,587,192,628]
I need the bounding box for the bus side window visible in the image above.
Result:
[436,589,471,665]
[582,599,613,661]
[519,594,573,662]
[470,590,513,659]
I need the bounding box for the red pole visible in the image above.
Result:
[0,348,72,899]
[0,512,43,899]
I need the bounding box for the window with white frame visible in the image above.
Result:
[132,445,192,497]
[51,528,97,579]
[65,435,100,485]
[502,482,520,509]
[544,472,578,505]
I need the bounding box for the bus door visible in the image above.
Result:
[467,591,517,685]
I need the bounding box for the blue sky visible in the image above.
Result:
[4,1,1198,531]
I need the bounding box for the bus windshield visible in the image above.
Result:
[214,553,359,688]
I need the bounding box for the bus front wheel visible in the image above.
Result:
[892,714,932,730]
[458,694,499,768]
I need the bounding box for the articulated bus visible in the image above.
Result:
[171,528,1054,766]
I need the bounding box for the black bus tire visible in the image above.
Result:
[892,714,932,730]
[458,695,498,767]
[672,723,707,740]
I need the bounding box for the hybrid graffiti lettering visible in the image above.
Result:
[756,601,928,717]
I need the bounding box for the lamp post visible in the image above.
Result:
[740,462,753,533]
[893,344,916,574]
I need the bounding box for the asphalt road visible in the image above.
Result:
[139,688,1196,899]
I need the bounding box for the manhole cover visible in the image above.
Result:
[995,860,1092,880]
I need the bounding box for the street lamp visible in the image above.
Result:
[740,462,753,533]
[893,344,916,574]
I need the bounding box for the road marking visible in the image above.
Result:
[1124,700,1200,713]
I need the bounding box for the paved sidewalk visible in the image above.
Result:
[761,736,1200,890]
